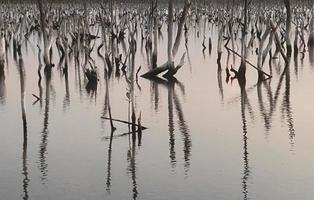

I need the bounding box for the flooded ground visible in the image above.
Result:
[1,4,314,200]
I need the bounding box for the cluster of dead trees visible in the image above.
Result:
[207,0,314,86]
[0,0,312,112]
[1,0,312,86]
[0,0,313,138]
[0,2,313,196]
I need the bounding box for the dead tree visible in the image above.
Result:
[37,0,54,71]
[309,15,314,64]
[270,21,289,64]
[217,22,223,63]
[172,0,191,58]
[0,32,5,71]
[166,0,174,74]
[284,0,292,57]
[309,15,314,47]
[256,21,271,82]
[142,0,191,79]
[237,0,248,83]
[152,0,158,68]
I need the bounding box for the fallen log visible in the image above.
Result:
[141,61,172,78]
[225,46,272,79]
[141,53,186,78]
[101,117,148,130]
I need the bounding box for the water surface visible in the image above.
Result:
[1,13,314,200]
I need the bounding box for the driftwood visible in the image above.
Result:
[141,61,172,78]
[141,53,186,78]
[225,46,272,80]
[101,117,148,129]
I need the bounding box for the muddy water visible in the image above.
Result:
[1,16,314,200]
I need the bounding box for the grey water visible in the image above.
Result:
[1,7,314,200]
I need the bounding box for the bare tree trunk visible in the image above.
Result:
[309,15,314,65]
[217,23,223,63]
[262,32,274,65]
[308,15,314,47]
[172,0,191,58]
[37,0,50,68]
[167,0,174,64]
[152,15,158,69]
[284,0,292,58]
[18,51,29,200]
[270,21,289,64]
[294,25,299,57]
[0,33,5,68]
[142,0,190,78]
[257,23,271,82]
[238,0,248,84]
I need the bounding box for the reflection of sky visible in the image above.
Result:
[0,17,314,200]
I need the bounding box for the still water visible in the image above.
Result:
[1,16,314,200]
